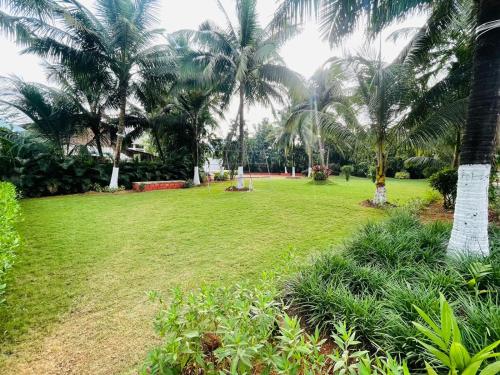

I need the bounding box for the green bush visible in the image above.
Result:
[213,171,229,181]
[395,171,410,179]
[284,210,499,370]
[0,182,20,304]
[312,165,331,181]
[340,165,354,181]
[1,156,187,197]
[429,168,458,209]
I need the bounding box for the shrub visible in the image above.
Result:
[353,162,371,177]
[1,157,187,197]
[0,182,20,304]
[429,168,458,209]
[284,210,500,370]
[394,171,410,179]
[312,165,331,181]
[213,171,229,181]
[340,165,354,181]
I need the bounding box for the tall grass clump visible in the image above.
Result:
[284,208,499,369]
[0,182,21,304]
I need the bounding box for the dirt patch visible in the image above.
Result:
[419,202,454,223]
[225,186,251,192]
[360,199,396,209]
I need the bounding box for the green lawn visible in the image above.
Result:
[0,177,430,374]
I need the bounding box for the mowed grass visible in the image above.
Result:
[0,177,430,374]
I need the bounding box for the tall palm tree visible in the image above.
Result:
[13,0,177,187]
[183,0,302,189]
[275,0,500,255]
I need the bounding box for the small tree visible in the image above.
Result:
[340,165,353,181]
[429,168,458,209]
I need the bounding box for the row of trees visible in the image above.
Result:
[1,0,499,256]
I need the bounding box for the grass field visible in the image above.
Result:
[0,177,431,374]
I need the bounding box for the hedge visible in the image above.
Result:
[1,156,188,197]
[0,182,20,304]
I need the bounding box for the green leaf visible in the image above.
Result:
[450,342,471,370]
[425,362,439,375]
[480,361,500,375]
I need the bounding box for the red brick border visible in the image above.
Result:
[132,180,185,192]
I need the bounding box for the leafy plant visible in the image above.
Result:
[312,165,331,181]
[413,294,500,375]
[341,165,354,181]
[214,171,229,182]
[0,182,20,305]
[429,168,458,209]
[465,262,494,297]
[395,171,411,179]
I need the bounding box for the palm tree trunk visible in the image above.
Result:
[448,0,500,256]
[193,122,201,186]
[237,84,245,189]
[452,129,461,169]
[110,87,127,188]
[94,132,104,158]
[373,139,387,205]
[152,129,165,163]
[308,153,312,178]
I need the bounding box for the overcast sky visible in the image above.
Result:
[0,0,427,135]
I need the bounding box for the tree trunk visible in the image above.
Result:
[193,122,200,186]
[373,140,387,205]
[91,124,104,157]
[308,153,312,177]
[237,84,245,189]
[110,86,127,188]
[448,0,500,257]
[452,129,461,169]
[152,129,165,163]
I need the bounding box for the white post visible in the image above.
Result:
[448,164,491,257]
[292,167,296,177]
[109,167,119,189]
[193,166,201,186]
[308,167,312,178]
[237,166,244,189]
[285,166,288,174]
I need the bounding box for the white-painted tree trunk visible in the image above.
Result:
[448,164,491,257]
[308,167,312,178]
[193,166,201,186]
[373,185,386,206]
[237,166,244,189]
[285,166,288,174]
[109,167,119,189]
[292,167,296,177]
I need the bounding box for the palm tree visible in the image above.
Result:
[0,77,83,155]
[275,0,500,255]
[14,0,176,187]
[183,0,302,189]
[282,63,356,173]
[45,63,117,157]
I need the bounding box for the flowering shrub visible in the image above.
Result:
[312,165,331,181]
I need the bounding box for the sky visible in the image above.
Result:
[0,0,428,135]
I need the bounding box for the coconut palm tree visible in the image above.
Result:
[282,63,356,173]
[45,63,117,157]
[0,77,83,154]
[182,0,302,189]
[12,0,177,187]
[275,0,500,255]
